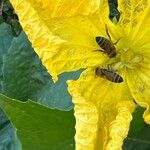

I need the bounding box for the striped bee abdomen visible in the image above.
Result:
[95,36,116,58]
[95,68,123,83]
[96,36,108,49]
[112,71,123,83]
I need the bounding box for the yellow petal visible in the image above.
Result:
[125,0,150,124]
[10,0,124,83]
[10,0,109,81]
[36,0,100,18]
[116,0,150,127]
[106,102,134,150]
[126,66,150,124]
[68,69,135,150]
[118,0,150,42]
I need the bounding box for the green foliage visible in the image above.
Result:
[108,0,120,21]
[0,0,22,36]
[2,31,81,109]
[123,124,150,150]
[2,31,49,101]
[0,109,21,150]
[0,94,75,150]
[129,105,145,133]
[0,0,150,150]
[123,106,150,150]
[0,23,13,91]
[0,21,80,150]
[0,22,21,150]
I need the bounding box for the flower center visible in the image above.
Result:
[109,47,144,71]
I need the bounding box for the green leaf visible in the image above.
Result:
[123,124,150,150]
[0,23,13,91]
[36,70,82,110]
[0,109,22,150]
[0,22,20,150]
[123,106,150,149]
[0,94,75,150]
[0,16,4,24]
[2,31,45,101]
[108,0,120,21]
[2,31,82,110]
[0,23,13,54]
[129,105,145,133]
[5,0,14,10]
[10,19,22,36]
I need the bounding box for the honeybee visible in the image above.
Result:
[95,25,120,58]
[95,67,123,83]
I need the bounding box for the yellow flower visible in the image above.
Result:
[10,0,150,149]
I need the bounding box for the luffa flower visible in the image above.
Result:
[10,0,150,149]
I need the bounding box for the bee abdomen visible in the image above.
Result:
[112,72,123,83]
[95,68,123,83]
[95,36,117,58]
[96,36,107,49]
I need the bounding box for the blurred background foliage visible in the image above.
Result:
[0,0,150,149]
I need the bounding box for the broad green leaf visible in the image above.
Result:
[0,22,20,150]
[123,124,150,150]
[36,70,82,110]
[0,23,13,54]
[0,94,75,150]
[2,31,82,110]
[2,31,47,101]
[0,23,13,91]
[0,109,22,150]
[129,105,145,133]
[123,106,150,149]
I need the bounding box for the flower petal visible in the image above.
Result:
[118,0,150,42]
[11,0,109,81]
[36,0,100,18]
[121,0,150,124]
[68,69,135,150]
[126,66,150,124]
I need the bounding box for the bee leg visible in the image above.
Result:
[107,64,113,71]
[105,24,112,41]
[113,38,121,45]
[95,68,98,78]
[93,49,105,53]
[107,62,119,72]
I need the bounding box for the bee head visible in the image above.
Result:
[109,50,117,58]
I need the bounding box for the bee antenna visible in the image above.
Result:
[105,24,112,41]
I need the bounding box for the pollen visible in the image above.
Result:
[110,46,144,71]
